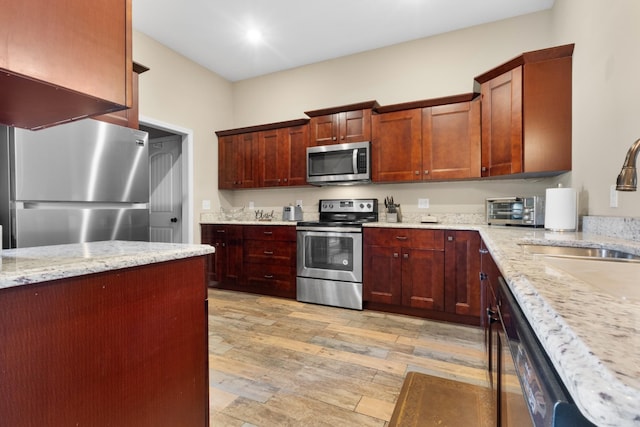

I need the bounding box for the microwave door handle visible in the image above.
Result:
[353,148,360,174]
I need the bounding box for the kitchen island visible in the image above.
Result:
[0,240,215,427]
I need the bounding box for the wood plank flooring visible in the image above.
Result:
[208,289,488,427]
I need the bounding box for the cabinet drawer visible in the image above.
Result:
[364,228,444,250]
[243,225,296,241]
[243,264,295,291]
[244,240,295,266]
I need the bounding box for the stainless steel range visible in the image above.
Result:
[296,198,378,310]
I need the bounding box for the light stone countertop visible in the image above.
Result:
[203,218,640,425]
[0,240,215,291]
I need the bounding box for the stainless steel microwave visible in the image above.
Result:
[486,196,545,227]
[306,141,371,185]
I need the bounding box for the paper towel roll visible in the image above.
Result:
[545,187,577,231]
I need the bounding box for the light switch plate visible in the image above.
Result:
[202,199,211,210]
[418,198,429,209]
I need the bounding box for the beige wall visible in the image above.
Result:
[551,0,640,217]
[135,0,640,242]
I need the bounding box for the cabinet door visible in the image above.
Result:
[363,244,402,305]
[218,133,260,189]
[284,124,309,186]
[218,135,238,189]
[222,225,243,286]
[480,67,523,177]
[341,109,372,143]
[424,100,481,180]
[444,230,481,318]
[309,114,339,145]
[261,129,289,187]
[401,248,445,310]
[371,109,422,182]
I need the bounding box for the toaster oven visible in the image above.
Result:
[486,196,545,227]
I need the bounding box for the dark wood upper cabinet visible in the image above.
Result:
[305,101,379,146]
[216,119,309,190]
[372,93,481,183]
[0,0,133,130]
[371,108,423,182]
[475,44,574,177]
[217,132,260,189]
[260,123,309,187]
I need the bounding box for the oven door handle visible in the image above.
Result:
[296,226,362,233]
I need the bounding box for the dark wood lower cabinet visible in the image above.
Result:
[202,224,482,325]
[364,227,481,326]
[201,224,296,298]
[0,257,209,427]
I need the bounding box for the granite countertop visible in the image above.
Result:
[0,240,215,291]
[201,218,640,424]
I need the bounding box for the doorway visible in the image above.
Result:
[140,117,194,243]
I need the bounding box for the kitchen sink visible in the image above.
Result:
[520,243,640,301]
[520,244,640,262]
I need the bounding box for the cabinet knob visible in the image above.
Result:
[332,136,337,141]
[341,135,345,140]
[424,170,429,175]
[283,178,288,182]
[481,166,487,172]
[403,253,409,259]
[415,171,420,175]
[447,236,454,241]
[393,253,399,258]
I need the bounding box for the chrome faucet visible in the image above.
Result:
[616,138,640,191]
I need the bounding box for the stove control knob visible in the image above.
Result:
[359,203,364,209]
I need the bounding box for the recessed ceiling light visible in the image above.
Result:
[246,28,262,44]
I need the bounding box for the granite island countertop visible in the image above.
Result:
[202,218,640,425]
[0,240,215,291]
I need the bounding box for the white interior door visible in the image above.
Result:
[149,135,182,243]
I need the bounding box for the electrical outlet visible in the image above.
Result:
[202,199,211,210]
[249,201,255,209]
[610,185,618,208]
[296,199,303,207]
[418,198,429,209]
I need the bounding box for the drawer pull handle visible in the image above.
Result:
[264,251,274,255]
[395,236,408,240]
[263,231,273,235]
[264,274,274,279]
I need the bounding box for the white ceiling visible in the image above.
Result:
[132,0,555,82]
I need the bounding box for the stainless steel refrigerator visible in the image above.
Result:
[0,119,150,248]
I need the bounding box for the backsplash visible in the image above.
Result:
[582,216,640,241]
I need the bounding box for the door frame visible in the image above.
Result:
[140,115,194,243]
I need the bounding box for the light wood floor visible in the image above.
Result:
[208,289,488,427]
